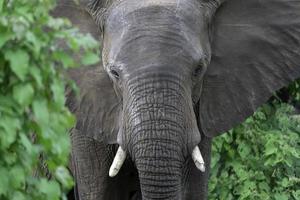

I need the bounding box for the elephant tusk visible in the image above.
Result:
[109,146,127,177]
[192,146,205,172]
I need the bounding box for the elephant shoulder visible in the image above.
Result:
[66,66,121,144]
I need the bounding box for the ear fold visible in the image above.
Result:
[200,0,300,137]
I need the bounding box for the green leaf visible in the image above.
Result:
[11,191,26,200]
[0,95,16,115]
[280,178,290,188]
[292,190,300,199]
[9,166,25,189]
[0,27,12,48]
[259,182,270,192]
[76,33,99,49]
[237,142,251,158]
[39,179,61,200]
[29,66,43,88]
[0,0,3,12]
[4,49,29,80]
[274,193,289,200]
[81,52,100,66]
[51,78,65,107]
[211,153,220,168]
[53,51,75,68]
[0,167,9,195]
[0,117,20,149]
[13,83,34,107]
[264,141,277,156]
[55,166,74,188]
[32,99,49,126]
[19,134,36,156]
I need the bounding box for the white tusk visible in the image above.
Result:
[109,146,127,177]
[192,146,205,172]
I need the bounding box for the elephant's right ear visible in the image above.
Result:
[66,67,121,144]
[200,0,300,137]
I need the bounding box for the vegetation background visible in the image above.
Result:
[208,81,300,200]
[0,0,299,199]
[0,0,99,199]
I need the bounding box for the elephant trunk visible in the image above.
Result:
[121,74,200,199]
[134,140,183,200]
[130,107,185,200]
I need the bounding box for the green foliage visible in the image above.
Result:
[209,80,300,200]
[0,0,99,199]
[288,80,300,104]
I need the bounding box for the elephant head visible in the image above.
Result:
[54,0,300,199]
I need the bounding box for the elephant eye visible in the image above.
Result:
[193,66,202,77]
[110,69,120,79]
[107,63,123,81]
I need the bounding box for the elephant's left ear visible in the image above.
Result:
[200,0,300,137]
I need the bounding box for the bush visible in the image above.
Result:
[0,0,99,199]
[209,81,300,200]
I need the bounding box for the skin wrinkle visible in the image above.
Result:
[124,77,190,103]
[122,81,193,133]
[129,105,186,130]
[126,86,186,110]
[124,94,185,117]
[132,138,183,150]
[127,106,185,123]
[130,120,182,138]
[126,107,185,128]
[123,32,185,50]
[130,130,184,149]
[112,38,195,68]
[139,182,181,190]
[125,101,196,162]
[123,73,193,108]
[124,72,188,89]
[122,96,198,155]
[133,153,184,165]
[133,140,183,154]
[127,126,186,153]
[132,148,183,163]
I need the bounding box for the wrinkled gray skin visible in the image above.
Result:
[53,0,300,199]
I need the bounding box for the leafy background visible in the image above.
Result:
[208,80,300,200]
[0,0,99,199]
[0,0,299,199]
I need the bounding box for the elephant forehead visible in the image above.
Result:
[106,0,204,34]
[104,0,206,67]
[109,0,202,11]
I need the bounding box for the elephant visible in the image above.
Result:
[52,0,300,199]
